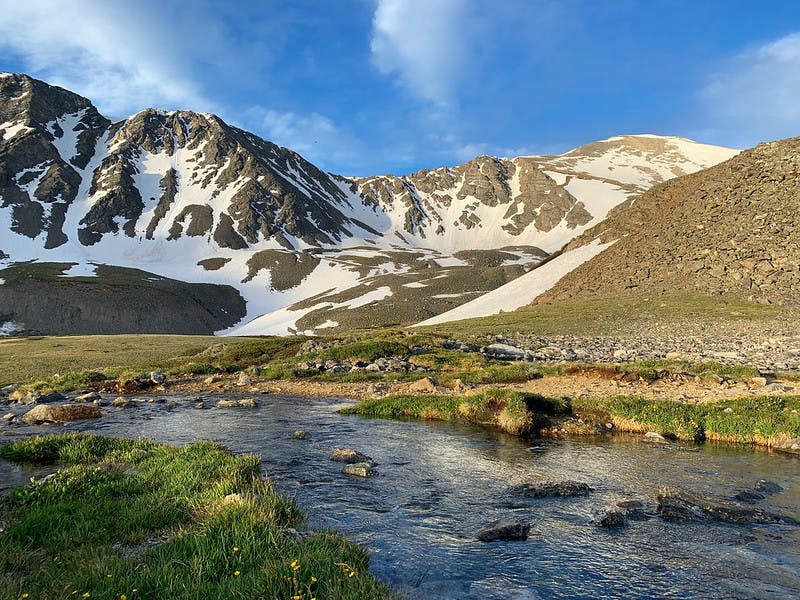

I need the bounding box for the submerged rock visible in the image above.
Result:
[656,487,798,525]
[477,519,531,542]
[22,403,102,424]
[292,430,309,440]
[343,462,377,477]
[642,432,669,443]
[511,480,593,498]
[331,448,372,464]
[735,480,784,502]
[597,509,628,528]
[216,398,257,408]
[754,480,784,494]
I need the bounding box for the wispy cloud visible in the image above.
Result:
[0,0,220,116]
[245,106,373,175]
[370,0,472,104]
[701,32,800,146]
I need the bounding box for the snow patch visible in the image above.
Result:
[0,321,24,337]
[414,239,616,326]
[59,263,98,277]
[402,281,427,288]
[315,320,339,329]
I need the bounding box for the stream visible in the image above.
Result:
[2,393,799,599]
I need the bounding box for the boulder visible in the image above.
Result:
[408,376,439,393]
[477,519,530,542]
[776,438,800,454]
[74,391,101,403]
[203,375,222,384]
[597,509,628,528]
[292,430,309,440]
[330,448,372,464]
[236,372,252,386]
[342,462,377,477]
[482,343,530,361]
[112,397,133,408]
[510,480,593,498]
[34,391,68,404]
[150,371,167,385]
[22,404,102,424]
[193,401,206,409]
[642,431,669,443]
[2,412,14,422]
[116,375,153,393]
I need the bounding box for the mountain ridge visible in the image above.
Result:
[0,73,739,335]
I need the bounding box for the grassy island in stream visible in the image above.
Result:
[0,434,392,600]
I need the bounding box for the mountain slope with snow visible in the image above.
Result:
[0,73,739,335]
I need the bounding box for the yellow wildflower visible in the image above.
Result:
[234,570,240,576]
[233,546,239,553]
[311,576,317,583]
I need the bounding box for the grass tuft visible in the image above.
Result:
[0,434,392,599]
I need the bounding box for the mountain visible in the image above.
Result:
[530,136,800,307]
[0,73,738,335]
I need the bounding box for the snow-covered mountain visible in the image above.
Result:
[0,73,739,335]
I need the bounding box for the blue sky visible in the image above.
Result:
[1,0,799,175]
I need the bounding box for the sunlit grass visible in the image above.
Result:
[0,434,393,600]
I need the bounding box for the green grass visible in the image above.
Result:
[0,335,231,387]
[573,395,800,446]
[420,294,786,337]
[341,389,568,436]
[0,434,392,600]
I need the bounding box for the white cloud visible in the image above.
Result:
[370,0,472,104]
[701,32,800,145]
[0,0,219,116]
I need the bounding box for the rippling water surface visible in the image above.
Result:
[2,394,799,599]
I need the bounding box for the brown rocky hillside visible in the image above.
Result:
[536,136,800,306]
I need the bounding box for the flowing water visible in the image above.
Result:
[2,394,799,599]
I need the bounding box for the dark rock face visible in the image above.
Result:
[0,263,246,335]
[0,74,110,248]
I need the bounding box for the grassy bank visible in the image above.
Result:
[0,434,392,600]
[573,395,800,447]
[343,391,800,449]
[341,390,568,436]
